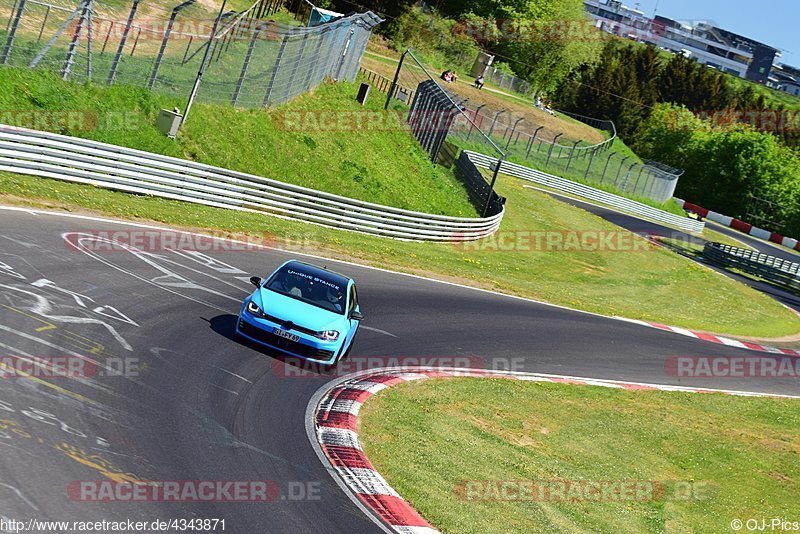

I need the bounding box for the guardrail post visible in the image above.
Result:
[483,155,505,218]
[565,139,581,172]
[1,0,25,64]
[107,0,140,84]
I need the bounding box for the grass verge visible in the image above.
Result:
[359,378,800,533]
[0,67,477,217]
[1,170,798,339]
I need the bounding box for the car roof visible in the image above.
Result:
[281,260,352,289]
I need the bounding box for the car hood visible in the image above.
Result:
[255,288,347,332]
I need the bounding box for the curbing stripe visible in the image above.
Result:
[616,318,800,356]
[312,368,799,534]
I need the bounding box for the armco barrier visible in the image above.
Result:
[675,198,800,252]
[0,126,504,242]
[703,242,800,293]
[465,151,704,234]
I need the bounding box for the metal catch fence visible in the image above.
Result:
[1,0,381,108]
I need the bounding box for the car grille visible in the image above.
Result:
[262,313,317,336]
[239,320,335,360]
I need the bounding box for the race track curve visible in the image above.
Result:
[0,206,797,532]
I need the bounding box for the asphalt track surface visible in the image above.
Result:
[0,206,798,533]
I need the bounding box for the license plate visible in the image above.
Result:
[273,328,299,343]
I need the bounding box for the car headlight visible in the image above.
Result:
[314,330,339,341]
[246,300,265,318]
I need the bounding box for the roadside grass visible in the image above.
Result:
[0,67,477,216]
[360,52,607,144]
[358,378,800,534]
[1,170,798,338]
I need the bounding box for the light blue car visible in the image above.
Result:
[236,260,363,366]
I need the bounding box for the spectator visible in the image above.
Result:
[474,75,485,89]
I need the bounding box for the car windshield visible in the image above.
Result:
[264,264,347,315]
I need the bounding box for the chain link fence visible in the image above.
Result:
[483,65,532,96]
[377,49,507,218]
[1,0,381,108]
[366,48,682,205]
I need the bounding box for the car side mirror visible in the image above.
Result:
[350,310,364,321]
[250,276,262,288]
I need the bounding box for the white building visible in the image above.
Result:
[583,0,779,84]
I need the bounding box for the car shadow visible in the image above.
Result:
[207,314,342,378]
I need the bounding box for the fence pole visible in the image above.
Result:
[385,49,408,110]
[107,0,140,84]
[334,28,354,81]
[284,30,310,98]
[506,117,524,150]
[36,5,50,43]
[100,21,113,55]
[584,147,597,180]
[565,139,581,172]
[302,30,325,90]
[615,156,630,185]
[5,0,18,32]
[2,0,27,64]
[600,153,615,183]
[621,162,637,191]
[182,0,227,126]
[61,0,90,80]
[487,110,505,138]
[545,133,563,168]
[86,0,93,81]
[526,125,543,158]
[466,104,486,140]
[262,32,289,107]
[129,28,141,56]
[231,23,261,106]
[483,155,506,218]
[633,165,646,193]
[148,7,182,89]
